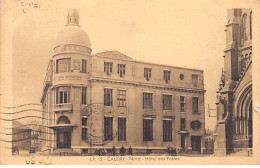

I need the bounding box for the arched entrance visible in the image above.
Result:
[235,83,252,149]
[57,116,71,148]
[248,102,252,148]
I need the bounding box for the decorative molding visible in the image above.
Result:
[89,78,205,94]
[143,114,156,118]
[233,60,252,92]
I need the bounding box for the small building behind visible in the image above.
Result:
[12,121,32,150]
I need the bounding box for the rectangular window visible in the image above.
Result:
[163,95,172,110]
[82,117,87,140]
[118,118,126,141]
[118,90,126,107]
[192,97,199,114]
[117,64,126,77]
[143,119,153,141]
[143,93,153,109]
[82,117,87,126]
[82,87,87,105]
[104,117,113,140]
[180,96,185,112]
[164,70,171,83]
[104,88,113,106]
[56,58,71,73]
[56,87,70,104]
[181,118,186,129]
[144,68,152,80]
[104,62,113,75]
[163,120,172,142]
[192,74,199,86]
[82,59,87,73]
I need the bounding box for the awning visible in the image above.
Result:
[48,124,78,129]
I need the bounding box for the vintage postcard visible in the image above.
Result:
[0,0,259,165]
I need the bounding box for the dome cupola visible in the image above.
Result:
[67,8,79,26]
[54,8,92,54]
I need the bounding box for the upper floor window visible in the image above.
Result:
[118,64,126,77]
[190,120,201,130]
[181,118,186,130]
[180,74,184,80]
[56,58,71,73]
[242,14,248,42]
[82,87,87,105]
[104,62,113,75]
[118,90,126,107]
[164,70,171,83]
[180,96,185,112]
[144,68,152,81]
[82,59,87,73]
[143,92,153,109]
[163,94,172,110]
[56,87,70,104]
[104,88,113,106]
[192,74,199,86]
[192,97,199,114]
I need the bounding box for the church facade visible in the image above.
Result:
[41,8,206,154]
[214,8,252,155]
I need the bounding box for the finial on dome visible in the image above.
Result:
[67,8,79,26]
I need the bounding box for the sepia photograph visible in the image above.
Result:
[0,0,259,165]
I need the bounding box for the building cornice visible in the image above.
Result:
[52,51,91,58]
[89,78,206,94]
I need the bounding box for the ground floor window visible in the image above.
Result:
[81,117,87,140]
[143,119,153,141]
[118,118,126,141]
[163,120,172,142]
[104,117,113,140]
[82,128,87,140]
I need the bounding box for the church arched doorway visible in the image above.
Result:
[248,102,252,148]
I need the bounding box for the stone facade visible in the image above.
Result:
[214,8,252,155]
[41,8,206,154]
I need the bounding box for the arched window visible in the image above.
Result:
[250,11,252,40]
[242,14,247,42]
[57,116,70,124]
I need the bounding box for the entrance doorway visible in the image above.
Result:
[181,135,185,149]
[57,128,71,148]
[56,116,71,148]
[191,136,201,153]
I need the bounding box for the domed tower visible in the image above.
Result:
[50,8,93,150]
[54,8,92,55]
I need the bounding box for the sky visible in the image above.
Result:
[3,0,257,130]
